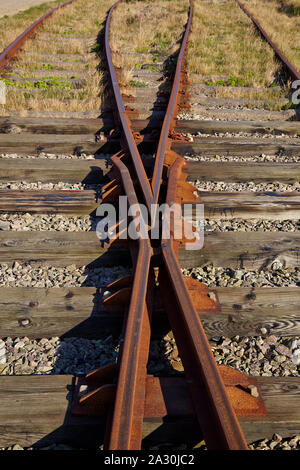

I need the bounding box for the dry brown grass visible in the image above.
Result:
[0,1,62,51]
[22,35,91,55]
[213,86,282,100]
[241,0,300,72]
[1,0,115,113]
[0,93,102,114]
[15,55,97,72]
[188,0,281,88]
[110,0,189,82]
[2,68,105,111]
[213,84,291,109]
[41,0,112,37]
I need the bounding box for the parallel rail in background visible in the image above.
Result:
[0,0,75,72]
[236,0,300,81]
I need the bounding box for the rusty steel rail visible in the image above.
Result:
[151,0,193,206]
[99,0,249,450]
[0,0,75,71]
[236,0,300,81]
[160,158,248,449]
[69,0,263,450]
[105,0,153,212]
[108,155,153,449]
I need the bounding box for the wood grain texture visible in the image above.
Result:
[172,138,300,157]
[176,119,300,136]
[0,190,99,214]
[0,116,102,134]
[0,133,299,156]
[0,189,299,219]
[186,161,300,183]
[197,191,300,220]
[0,232,129,267]
[0,117,299,135]
[0,287,298,339]
[179,231,300,270]
[0,157,299,185]
[0,158,109,184]
[202,287,300,338]
[0,134,101,155]
[241,377,300,442]
[0,117,156,134]
[0,287,112,339]
[0,231,298,269]
[0,375,298,448]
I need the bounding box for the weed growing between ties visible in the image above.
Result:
[109,0,189,85]
[0,77,71,90]
[0,0,116,113]
[188,0,280,88]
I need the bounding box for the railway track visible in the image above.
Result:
[235,0,300,82]
[0,0,299,451]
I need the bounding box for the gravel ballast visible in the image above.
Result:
[0,182,101,190]
[2,434,300,449]
[183,265,300,288]
[0,331,299,450]
[193,180,300,192]
[0,153,108,160]
[209,335,300,376]
[0,263,298,288]
[0,336,119,376]
[249,434,300,450]
[204,219,299,232]
[1,151,299,164]
[0,332,300,377]
[0,263,131,288]
[185,153,300,163]
[1,214,298,232]
[0,334,298,377]
[183,131,300,140]
[0,214,95,231]
[150,333,300,377]
[178,109,299,122]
